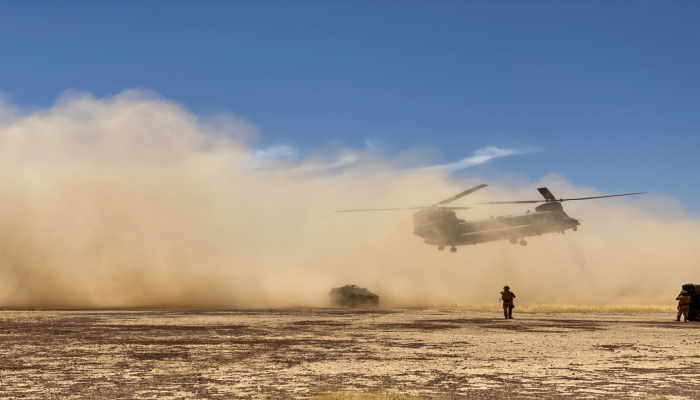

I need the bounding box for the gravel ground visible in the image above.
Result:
[0,308,698,399]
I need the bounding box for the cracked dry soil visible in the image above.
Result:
[1,309,698,399]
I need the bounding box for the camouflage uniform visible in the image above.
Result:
[676,291,690,322]
[501,286,516,319]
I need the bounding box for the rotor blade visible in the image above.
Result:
[559,192,646,202]
[336,206,426,213]
[478,191,646,205]
[477,200,545,205]
[433,184,488,206]
[438,206,472,210]
[537,187,557,202]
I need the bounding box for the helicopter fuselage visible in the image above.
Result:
[339,184,641,251]
[414,201,580,248]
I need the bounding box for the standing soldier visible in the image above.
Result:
[676,290,691,322]
[501,286,516,319]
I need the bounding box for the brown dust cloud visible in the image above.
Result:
[0,91,697,309]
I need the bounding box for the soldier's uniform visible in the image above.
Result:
[676,291,691,322]
[501,286,516,319]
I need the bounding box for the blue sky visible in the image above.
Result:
[1,2,698,208]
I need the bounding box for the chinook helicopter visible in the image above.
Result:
[337,184,644,252]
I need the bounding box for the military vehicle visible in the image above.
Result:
[329,284,379,307]
[681,283,700,321]
[338,184,644,252]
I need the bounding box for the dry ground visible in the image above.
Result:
[0,308,698,399]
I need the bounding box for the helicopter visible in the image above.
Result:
[337,184,644,252]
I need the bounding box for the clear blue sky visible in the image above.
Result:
[1,2,698,208]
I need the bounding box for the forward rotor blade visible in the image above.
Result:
[433,184,488,207]
[478,200,545,205]
[336,206,425,213]
[559,192,646,202]
[437,206,472,210]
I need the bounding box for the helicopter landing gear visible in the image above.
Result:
[572,226,578,232]
[450,246,457,253]
[438,245,445,251]
[509,238,517,245]
[519,239,528,246]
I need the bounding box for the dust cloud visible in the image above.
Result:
[0,91,697,309]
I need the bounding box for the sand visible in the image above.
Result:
[0,308,698,399]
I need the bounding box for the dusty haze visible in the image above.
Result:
[0,91,697,308]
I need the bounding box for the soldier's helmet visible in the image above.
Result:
[503,285,510,290]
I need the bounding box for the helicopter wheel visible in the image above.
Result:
[509,238,517,245]
[519,239,527,246]
[573,226,578,232]
[450,246,457,253]
[438,245,445,251]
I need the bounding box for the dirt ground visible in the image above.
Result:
[0,308,698,399]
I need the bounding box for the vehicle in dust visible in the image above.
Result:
[338,184,644,252]
[682,283,700,321]
[329,284,379,307]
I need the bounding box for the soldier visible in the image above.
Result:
[501,286,516,319]
[676,290,691,322]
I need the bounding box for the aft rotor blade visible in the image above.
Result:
[478,192,646,205]
[433,184,488,206]
[438,206,472,210]
[336,207,425,213]
[559,192,646,202]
